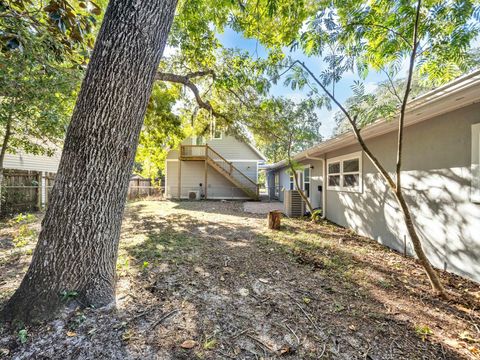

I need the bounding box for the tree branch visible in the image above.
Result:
[396,0,422,191]
[155,71,228,122]
[380,68,403,104]
[290,60,397,191]
[346,22,412,47]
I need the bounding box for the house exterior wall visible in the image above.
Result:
[3,151,61,173]
[166,135,262,160]
[266,171,276,199]
[270,159,323,208]
[278,167,290,202]
[324,102,480,281]
[165,135,263,199]
[165,160,258,199]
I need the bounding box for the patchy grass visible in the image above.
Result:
[0,200,480,359]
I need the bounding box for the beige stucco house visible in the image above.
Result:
[165,132,265,200]
[266,70,480,282]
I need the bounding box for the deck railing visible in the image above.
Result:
[180,145,206,158]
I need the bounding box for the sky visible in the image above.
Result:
[217,28,392,139]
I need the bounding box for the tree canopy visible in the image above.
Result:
[0,0,105,168]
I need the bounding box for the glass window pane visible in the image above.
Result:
[328,162,340,174]
[343,158,359,172]
[304,183,310,197]
[328,175,340,186]
[343,174,359,187]
[304,168,310,182]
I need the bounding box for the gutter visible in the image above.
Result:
[305,153,324,161]
[267,68,480,170]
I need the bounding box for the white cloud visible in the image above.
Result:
[364,81,378,94]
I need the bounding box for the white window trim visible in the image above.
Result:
[472,123,480,203]
[274,173,280,197]
[289,173,295,190]
[326,151,363,193]
[303,166,311,198]
[287,166,309,192]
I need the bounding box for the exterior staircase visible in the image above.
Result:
[180,145,259,200]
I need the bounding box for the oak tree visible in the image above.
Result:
[2,0,178,323]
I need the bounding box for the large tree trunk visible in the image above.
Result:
[1,0,178,323]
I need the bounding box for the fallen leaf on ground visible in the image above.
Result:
[239,288,249,296]
[180,340,197,349]
[203,338,217,350]
[66,331,76,337]
[279,345,294,355]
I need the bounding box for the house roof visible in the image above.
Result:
[247,143,267,161]
[267,69,480,170]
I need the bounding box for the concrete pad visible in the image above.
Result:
[243,201,283,214]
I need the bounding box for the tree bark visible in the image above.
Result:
[394,189,445,295]
[1,0,178,323]
[0,114,13,215]
[267,210,281,229]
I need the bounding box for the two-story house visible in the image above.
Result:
[165,132,265,200]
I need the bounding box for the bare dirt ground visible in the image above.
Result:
[243,201,283,214]
[1,200,480,359]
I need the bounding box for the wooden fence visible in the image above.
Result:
[0,170,54,216]
[127,177,163,200]
[1,171,163,216]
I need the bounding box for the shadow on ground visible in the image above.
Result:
[1,200,479,359]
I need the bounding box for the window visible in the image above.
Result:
[289,173,294,190]
[213,129,222,139]
[303,167,310,197]
[194,136,205,145]
[327,152,362,192]
[472,124,480,203]
[274,173,280,197]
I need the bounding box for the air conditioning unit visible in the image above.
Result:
[284,190,305,217]
[188,191,200,200]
